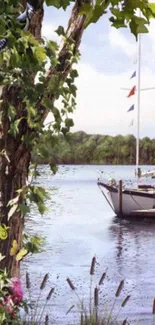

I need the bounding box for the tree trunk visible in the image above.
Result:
[0,0,90,276]
[0,150,30,276]
[0,6,44,277]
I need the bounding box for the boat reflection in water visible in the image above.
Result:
[107,216,155,324]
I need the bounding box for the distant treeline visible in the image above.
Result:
[32,131,155,165]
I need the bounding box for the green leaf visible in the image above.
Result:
[8,203,18,220]
[34,46,47,62]
[85,0,109,27]
[38,202,47,214]
[25,235,44,253]
[0,225,8,240]
[8,195,19,206]
[19,203,30,216]
[49,163,58,174]
[65,118,74,128]
[0,253,5,262]
[69,84,77,97]
[111,0,119,5]
[136,24,148,34]
[0,23,6,36]
[148,3,155,18]
[45,0,62,8]
[8,104,17,120]
[110,7,122,18]
[55,26,65,36]
[129,19,138,37]
[70,69,79,79]
[80,3,93,15]
[0,312,6,323]
[9,119,21,137]
[110,16,126,29]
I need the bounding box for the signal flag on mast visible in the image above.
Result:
[127,104,134,112]
[127,85,136,98]
[130,71,136,79]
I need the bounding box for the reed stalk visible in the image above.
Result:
[152,298,155,325]
[98,269,107,286]
[66,277,83,310]
[37,287,55,324]
[111,295,130,324]
[25,272,32,323]
[45,314,49,325]
[33,273,49,322]
[66,305,75,315]
[121,319,128,325]
[89,256,96,315]
[94,287,99,324]
[106,280,124,325]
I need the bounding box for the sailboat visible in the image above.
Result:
[97,28,155,218]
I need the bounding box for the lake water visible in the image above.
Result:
[22,165,155,324]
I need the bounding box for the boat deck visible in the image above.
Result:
[131,209,155,217]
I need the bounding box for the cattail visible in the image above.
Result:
[46,287,54,300]
[40,273,49,290]
[98,269,107,285]
[115,280,124,297]
[90,256,96,275]
[81,312,84,325]
[121,319,128,325]
[45,315,49,325]
[66,278,75,290]
[94,287,99,307]
[121,295,130,307]
[66,305,75,315]
[152,298,155,314]
[26,272,31,289]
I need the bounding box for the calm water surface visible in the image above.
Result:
[22,165,155,324]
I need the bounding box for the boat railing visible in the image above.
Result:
[97,171,134,190]
[97,170,155,191]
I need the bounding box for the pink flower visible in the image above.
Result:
[9,277,23,304]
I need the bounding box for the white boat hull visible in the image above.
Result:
[98,181,155,217]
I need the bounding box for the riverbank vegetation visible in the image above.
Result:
[0,257,131,325]
[32,131,155,165]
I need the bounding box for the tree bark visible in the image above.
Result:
[0,151,30,276]
[0,6,44,276]
[0,0,90,276]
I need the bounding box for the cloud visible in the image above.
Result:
[42,2,155,139]
[108,28,136,58]
[72,63,155,138]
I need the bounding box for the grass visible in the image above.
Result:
[6,257,155,324]
[66,256,131,325]
[22,272,54,325]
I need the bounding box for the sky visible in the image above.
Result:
[43,2,155,139]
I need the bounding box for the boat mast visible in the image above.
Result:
[136,14,141,178]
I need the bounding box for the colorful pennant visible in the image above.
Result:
[130,71,136,79]
[127,86,136,98]
[127,104,134,112]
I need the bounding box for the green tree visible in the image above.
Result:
[0,0,155,276]
[140,136,152,164]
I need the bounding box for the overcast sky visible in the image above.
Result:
[43,2,155,139]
